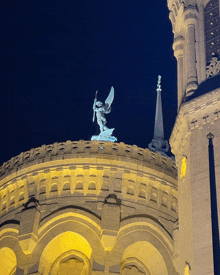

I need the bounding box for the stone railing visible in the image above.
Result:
[0,140,177,180]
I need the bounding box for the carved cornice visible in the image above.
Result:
[0,140,177,181]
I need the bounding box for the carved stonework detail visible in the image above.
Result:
[0,140,177,180]
[121,257,151,275]
[206,57,220,78]
[58,257,85,275]
[0,145,178,220]
[167,0,184,30]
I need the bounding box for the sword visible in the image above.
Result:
[93,90,98,122]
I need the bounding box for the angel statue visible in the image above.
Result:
[91,86,117,142]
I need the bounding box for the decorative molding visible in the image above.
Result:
[0,141,177,181]
[121,257,149,275]
[184,12,197,21]
[206,57,220,78]
[0,161,178,218]
[168,0,183,13]
[174,44,184,52]
[184,4,198,12]
[50,250,91,275]
[167,0,184,30]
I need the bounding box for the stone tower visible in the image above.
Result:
[0,140,178,274]
[168,0,220,274]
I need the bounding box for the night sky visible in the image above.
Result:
[0,0,177,165]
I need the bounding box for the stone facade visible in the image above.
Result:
[170,87,220,275]
[0,140,178,274]
[168,0,220,274]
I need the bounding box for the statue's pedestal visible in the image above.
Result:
[91,128,117,142]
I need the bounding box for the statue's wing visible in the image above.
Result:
[105,86,114,110]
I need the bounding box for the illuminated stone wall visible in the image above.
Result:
[170,87,220,275]
[0,140,178,274]
[168,0,220,274]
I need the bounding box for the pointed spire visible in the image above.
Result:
[154,75,164,140]
[148,75,169,157]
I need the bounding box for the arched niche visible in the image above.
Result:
[121,241,168,275]
[121,257,150,275]
[51,249,90,275]
[39,231,93,275]
[0,247,17,275]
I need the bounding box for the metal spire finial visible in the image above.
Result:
[157,75,161,91]
[148,75,169,157]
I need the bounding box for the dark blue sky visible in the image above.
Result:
[0,0,177,165]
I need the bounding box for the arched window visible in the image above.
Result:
[121,257,150,275]
[120,242,168,275]
[52,250,90,275]
[39,231,92,275]
[204,0,220,64]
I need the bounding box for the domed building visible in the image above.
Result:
[0,140,178,275]
[1,0,220,274]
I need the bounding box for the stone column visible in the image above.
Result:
[101,196,120,252]
[173,36,185,109]
[16,197,40,255]
[184,8,198,96]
